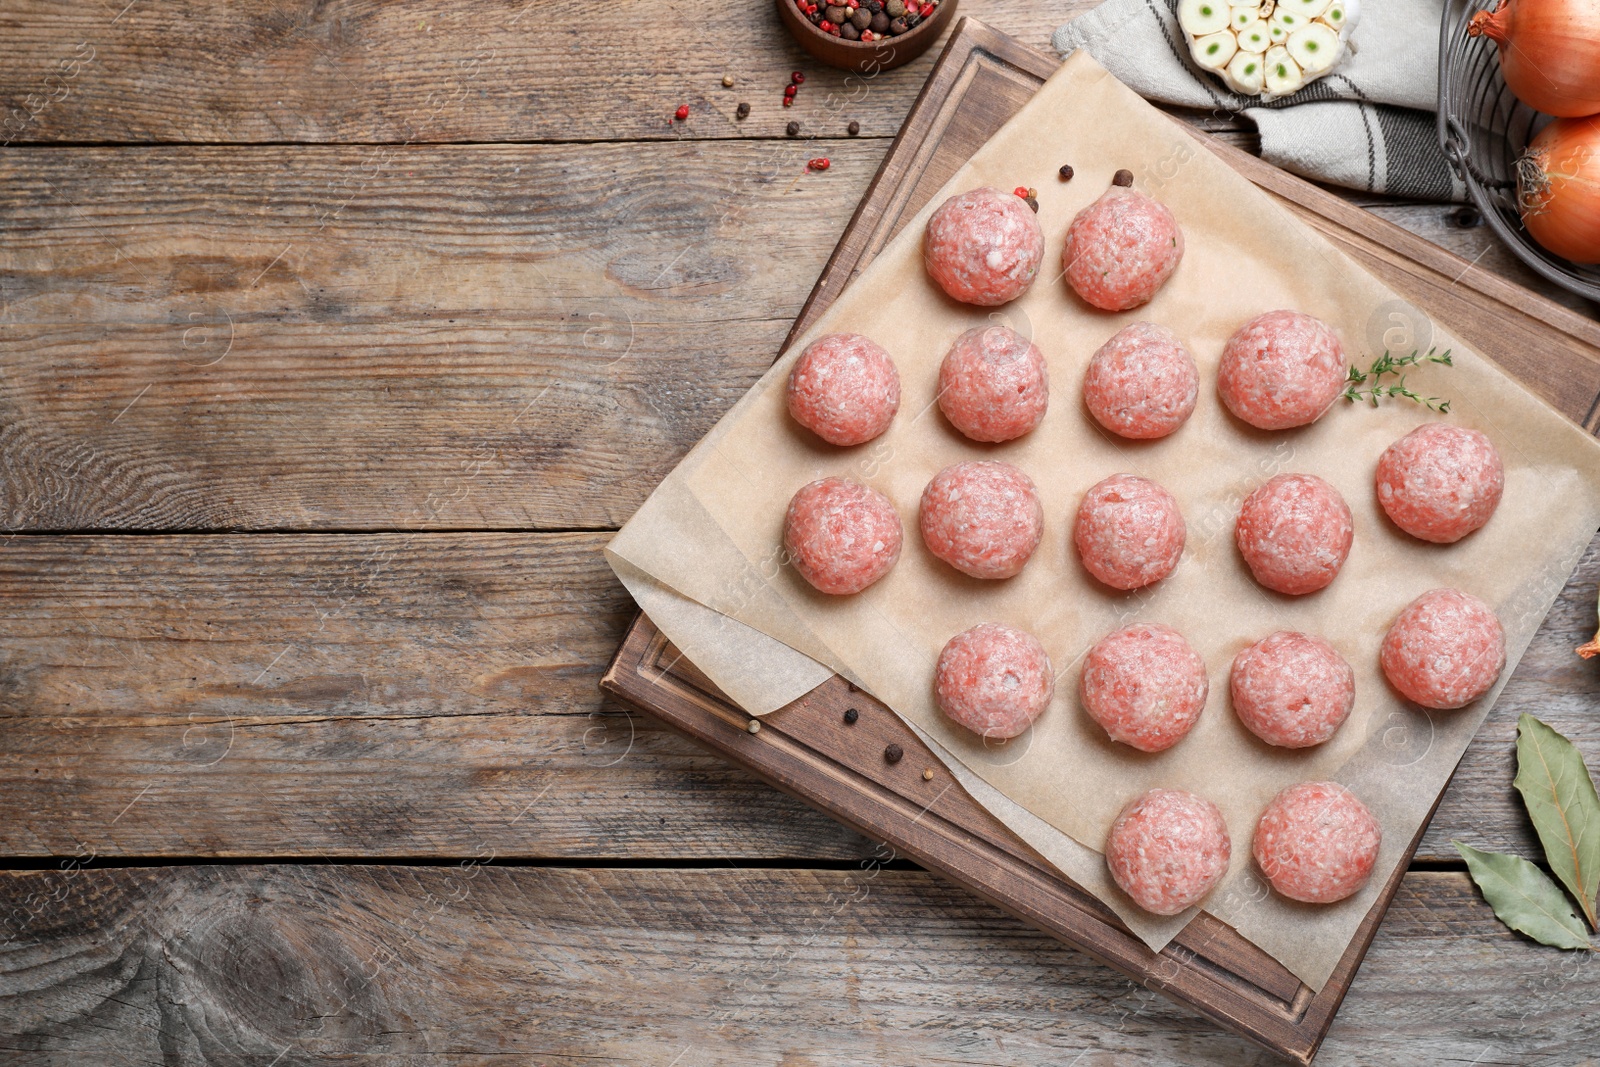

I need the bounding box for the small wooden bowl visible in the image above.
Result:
[775,0,958,74]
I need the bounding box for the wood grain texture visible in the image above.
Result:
[2,864,1594,1065]
[0,529,1595,864]
[0,0,1089,145]
[0,141,881,530]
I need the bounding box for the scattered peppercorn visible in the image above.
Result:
[736,102,750,120]
[1112,168,1134,187]
[1025,196,1039,213]
[922,769,934,781]
[784,84,797,98]
[747,718,761,734]
[792,71,806,83]
[674,104,689,121]
[884,743,903,764]
[786,120,800,136]
[1059,164,1074,181]
[1013,186,1028,198]
[847,120,860,135]
[1026,187,1037,199]
[808,157,830,170]
[844,707,859,723]
[847,681,859,692]
[783,96,795,106]
[722,74,734,88]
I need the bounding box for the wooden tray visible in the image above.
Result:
[603,19,1600,1064]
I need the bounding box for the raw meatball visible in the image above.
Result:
[1106,788,1231,916]
[935,623,1055,740]
[923,187,1046,306]
[784,478,903,595]
[1235,473,1354,595]
[920,461,1044,580]
[1062,187,1184,312]
[1253,782,1381,904]
[786,332,901,446]
[937,325,1050,443]
[1375,424,1505,543]
[1074,474,1186,590]
[1217,311,1346,430]
[1380,588,1506,710]
[1080,623,1209,752]
[1230,632,1355,748]
[1083,322,1198,440]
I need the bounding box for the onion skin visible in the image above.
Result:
[1518,116,1600,265]
[1469,0,1600,118]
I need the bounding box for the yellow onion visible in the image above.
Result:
[1469,0,1600,117]
[1518,115,1600,265]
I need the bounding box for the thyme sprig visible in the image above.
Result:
[1342,347,1454,412]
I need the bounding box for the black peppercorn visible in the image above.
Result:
[1058,164,1074,181]
[1025,195,1039,212]
[847,120,860,135]
[735,102,750,120]
[844,707,859,724]
[786,120,800,136]
[884,743,903,764]
[888,16,907,33]
[1112,168,1134,187]
[839,21,860,38]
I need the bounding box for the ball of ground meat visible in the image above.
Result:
[1217,311,1346,430]
[1235,473,1354,595]
[1073,474,1186,590]
[1253,782,1381,904]
[1062,188,1185,312]
[1375,424,1505,543]
[920,461,1044,580]
[935,622,1055,740]
[1082,321,1198,440]
[923,187,1046,306]
[1379,588,1506,710]
[1080,623,1209,752]
[783,478,903,595]
[1106,788,1231,916]
[937,325,1050,443]
[1230,632,1355,748]
[786,333,901,446]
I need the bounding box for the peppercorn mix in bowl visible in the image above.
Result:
[775,0,958,73]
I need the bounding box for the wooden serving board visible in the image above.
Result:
[603,19,1600,1064]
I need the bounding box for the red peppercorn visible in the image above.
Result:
[784,84,797,97]
[783,96,794,106]
[920,3,933,15]
[792,71,805,83]
[675,104,689,121]
[819,19,832,29]
[808,157,830,170]
[1013,186,1028,198]
[860,29,874,39]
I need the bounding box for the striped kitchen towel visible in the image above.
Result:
[1053,0,1467,202]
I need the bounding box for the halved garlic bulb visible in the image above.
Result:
[1177,0,1357,100]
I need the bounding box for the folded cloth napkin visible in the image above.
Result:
[1053,0,1466,201]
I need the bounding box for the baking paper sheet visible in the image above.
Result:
[608,53,1600,990]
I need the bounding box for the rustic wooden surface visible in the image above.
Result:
[2,0,1598,1062]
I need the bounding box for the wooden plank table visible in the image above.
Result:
[1,2,1597,1063]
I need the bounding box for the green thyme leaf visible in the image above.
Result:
[1455,841,1594,950]
[1515,714,1600,931]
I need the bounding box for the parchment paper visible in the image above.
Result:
[608,53,1600,990]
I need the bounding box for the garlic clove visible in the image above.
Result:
[1263,46,1305,96]
[1177,0,1231,36]
[1230,4,1258,29]
[1191,30,1239,71]
[1224,51,1267,95]
[1287,22,1340,74]
[1236,19,1273,52]
[1279,0,1332,18]
[1268,9,1301,33]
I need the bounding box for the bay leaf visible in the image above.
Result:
[1454,841,1594,951]
[1514,713,1600,931]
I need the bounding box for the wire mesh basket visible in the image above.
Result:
[1437,0,1600,303]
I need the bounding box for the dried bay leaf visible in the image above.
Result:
[1515,713,1600,930]
[1454,841,1594,951]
